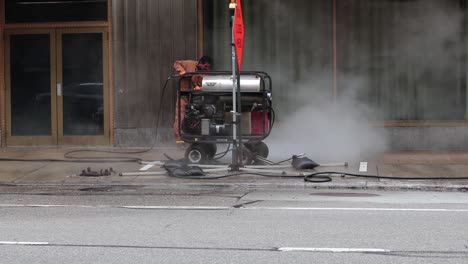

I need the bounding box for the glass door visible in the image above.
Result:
[57,28,109,145]
[5,29,57,145]
[5,28,109,146]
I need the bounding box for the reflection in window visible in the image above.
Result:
[10,34,52,136]
[62,33,104,135]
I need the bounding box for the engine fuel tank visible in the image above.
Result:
[202,75,262,92]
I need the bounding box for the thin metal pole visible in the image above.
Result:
[236,59,244,166]
[230,3,239,167]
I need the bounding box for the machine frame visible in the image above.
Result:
[176,71,273,164]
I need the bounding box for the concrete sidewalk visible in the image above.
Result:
[0,146,468,193]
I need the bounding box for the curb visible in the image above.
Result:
[0,178,467,193]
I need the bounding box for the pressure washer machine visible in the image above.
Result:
[177,71,273,164]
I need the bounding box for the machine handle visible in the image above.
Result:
[57,83,62,96]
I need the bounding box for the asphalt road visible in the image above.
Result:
[1,189,468,263]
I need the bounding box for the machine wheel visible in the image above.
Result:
[238,147,253,165]
[185,143,209,164]
[246,141,269,158]
[205,143,218,160]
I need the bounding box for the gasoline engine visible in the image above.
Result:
[182,94,232,136]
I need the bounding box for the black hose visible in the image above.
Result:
[165,168,468,183]
[213,144,232,160]
[304,172,468,182]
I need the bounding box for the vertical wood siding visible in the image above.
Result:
[113,0,197,129]
[0,0,4,146]
[203,0,467,121]
[337,0,466,120]
[110,0,468,147]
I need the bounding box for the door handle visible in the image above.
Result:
[57,83,62,96]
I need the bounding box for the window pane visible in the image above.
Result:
[10,34,52,136]
[6,0,107,23]
[62,33,104,135]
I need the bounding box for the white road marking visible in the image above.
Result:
[0,241,391,253]
[278,247,390,253]
[0,204,109,208]
[139,164,155,171]
[359,162,368,172]
[2,204,468,212]
[124,206,230,210]
[0,241,49,245]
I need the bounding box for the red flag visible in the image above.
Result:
[233,0,245,71]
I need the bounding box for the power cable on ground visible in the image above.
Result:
[163,169,468,183]
[303,172,468,182]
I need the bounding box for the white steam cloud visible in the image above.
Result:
[265,75,387,164]
[207,0,466,158]
[262,0,465,160]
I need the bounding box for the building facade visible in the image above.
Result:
[1,0,468,150]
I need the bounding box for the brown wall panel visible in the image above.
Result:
[336,0,467,121]
[1,0,4,145]
[113,0,197,130]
